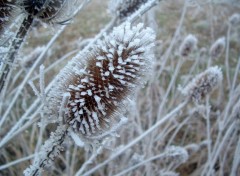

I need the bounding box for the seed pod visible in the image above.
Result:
[209,37,225,59]
[47,22,155,139]
[0,0,17,34]
[229,13,240,27]
[109,0,149,20]
[21,0,72,24]
[180,66,223,103]
[179,34,198,57]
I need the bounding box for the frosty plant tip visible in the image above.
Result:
[180,66,223,103]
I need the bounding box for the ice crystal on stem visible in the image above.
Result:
[23,125,67,176]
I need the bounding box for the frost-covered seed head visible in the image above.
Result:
[109,0,148,20]
[181,66,223,103]
[21,0,72,24]
[209,37,225,59]
[0,0,16,34]
[163,146,189,164]
[179,34,198,57]
[229,13,240,27]
[47,22,155,139]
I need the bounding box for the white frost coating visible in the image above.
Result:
[81,77,89,83]
[87,90,92,96]
[97,56,105,60]
[70,130,85,147]
[104,71,110,76]
[96,62,102,67]
[79,109,83,114]
[81,92,87,96]
[94,95,101,103]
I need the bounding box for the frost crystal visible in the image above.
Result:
[180,66,223,103]
[47,22,155,140]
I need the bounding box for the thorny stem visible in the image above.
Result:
[0,15,34,94]
[26,125,68,176]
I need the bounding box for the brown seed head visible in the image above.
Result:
[47,22,155,139]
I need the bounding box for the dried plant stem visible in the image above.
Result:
[75,145,104,176]
[156,0,187,78]
[230,55,240,96]
[157,58,184,119]
[225,24,231,89]
[24,125,68,176]
[115,153,168,176]
[0,154,35,170]
[0,26,65,129]
[167,115,192,146]
[0,15,34,94]
[205,96,213,176]
[82,100,188,176]
[219,129,237,175]
[230,136,240,176]
[202,122,236,175]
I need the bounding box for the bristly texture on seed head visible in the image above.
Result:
[229,13,240,27]
[20,0,77,24]
[0,0,18,34]
[179,34,198,57]
[209,37,225,59]
[180,66,223,103]
[108,0,149,20]
[47,22,155,140]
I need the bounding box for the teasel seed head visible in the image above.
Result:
[180,66,223,103]
[47,22,155,140]
[0,0,17,34]
[179,34,198,57]
[109,0,149,20]
[229,13,240,27]
[21,0,73,24]
[162,146,189,165]
[209,37,225,59]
